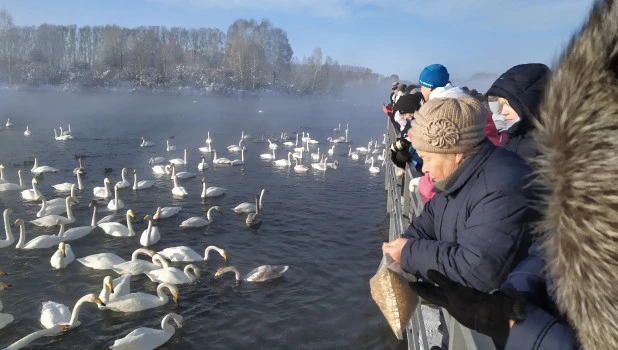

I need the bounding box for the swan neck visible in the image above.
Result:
[152,254,169,268]
[157,283,175,302]
[222,266,241,281]
[91,205,97,227]
[184,265,198,281]
[77,172,83,190]
[68,295,89,327]
[57,222,65,237]
[201,181,206,197]
[18,171,23,187]
[133,172,138,190]
[15,222,25,248]
[3,210,12,242]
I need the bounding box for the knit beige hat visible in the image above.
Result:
[410,97,486,154]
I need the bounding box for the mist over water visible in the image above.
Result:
[0,88,406,349]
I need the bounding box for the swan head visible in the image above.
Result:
[32,178,38,184]
[143,214,152,222]
[104,178,111,184]
[114,185,119,191]
[58,242,67,257]
[68,196,77,204]
[89,200,97,208]
[127,209,135,219]
[133,169,137,174]
[13,219,23,226]
[153,207,161,220]
[141,137,145,141]
[103,276,114,293]
[0,269,6,276]
[55,219,62,226]
[205,245,227,261]
[214,206,222,214]
[201,177,206,184]
[0,283,11,290]
[4,208,14,214]
[85,294,106,307]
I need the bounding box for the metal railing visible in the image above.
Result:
[383,117,496,350]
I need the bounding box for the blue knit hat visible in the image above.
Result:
[418,64,450,89]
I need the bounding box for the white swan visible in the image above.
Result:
[283,134,296,147]
[166,139,176,152]
[198,144,212,154]
[103,283,178,313]
[227,138,244,152]
[107,185,125,210]
[72,156,86,176]
[180,206,221,228]
[273,152,292,167]
[369,157,380,174]
[140,215,161,247]
[52,170,83,192]
[20,178,41,201]
[205,131,213,144]
[215,265,289,282]
[133,169,155,190]
[93,178,112,198]
[294,158,309,173]
[112,252,169,276]
[13,219,63,249]
[110,313,183,350]
[0,170,25,192]
[157,245,227,262]
[212,149,231,165]
[267,139,278,150]
[45,184,78,208]
[241,130,253,139]
[31,197,77,226]
[98,209,136,237]
[36,195,67,218]
[246,195,262,227]
[260,148,276,160]
[311,156,327,171]
[140,137,155,147]
[99,274,131,306]
[200,177,225,198]
[169,148,187,165]
[115,168,130,189]
[197,155,208,170]
[60,124,72,136]
[145,264,200,285]
[348,145,359,160]
[327,144,335,156]
[0,209,15,248]
[149,156,166,165]
[31,155,59,175]
[152,163,171,175]
[5,118,12,128]
[0,282,13,330]
[171,176,188,197]
[325,160,339,169]
[50,242,75,269]
[0,165,6,184]
[153,206,182,220]
[310,147,321,161]
[232,188,266,214]
[2,325,69,350]
[169,163,195,179]
[333,123,341,133]
[58,202,97,241]
[54,128,72,141]
[40,293,104,329]
[77,252,127,270]
[230,146,246,165]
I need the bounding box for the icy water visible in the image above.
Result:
[0,90,404,349]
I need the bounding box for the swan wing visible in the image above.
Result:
[232,203,254,213]
[0,183,23,192]
[137,180,155,189]
[23,235,63,249]
[157,246,201,262]
[159,207,182,218]
[145,267,189,284]
[30,215,69,227]
[97,214,123,225]
[112,260,158,275]
[110,327,171,350]
[179,217,208,228]
[245,265,289,282]
[77,253,125,270]
[41,204,68,217]
[0,313,14,329]
[98,222,130,237]
[105,293,161,312]
[52,183,73,192]
[62,226,95,241]
[40,301,71,328]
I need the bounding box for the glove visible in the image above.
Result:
[409,270,527,349]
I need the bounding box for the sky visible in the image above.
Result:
[0,0,595,90]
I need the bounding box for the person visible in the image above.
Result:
[486,63,550,163]
[382,97,536,349]
[407,1,618,348]
[417,64,451,102]
[389,93,424,173]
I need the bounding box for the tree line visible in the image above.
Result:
[0,10,383,94]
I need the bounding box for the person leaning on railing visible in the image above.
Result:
[389,93,424,175]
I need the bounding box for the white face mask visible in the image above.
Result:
[492,113,509,132]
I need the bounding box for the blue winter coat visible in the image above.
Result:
[400,140,535,291]
[501,243,579,349]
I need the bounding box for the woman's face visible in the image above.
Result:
[417,151,462,182]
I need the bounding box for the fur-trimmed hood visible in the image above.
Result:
[535,0,618,348]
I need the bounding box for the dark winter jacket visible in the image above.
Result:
[486,63,550,163]
[400,140,535,291]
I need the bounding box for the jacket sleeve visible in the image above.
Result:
[401,199,436,240]
[400,188,531,290]
[501,242,549,307]
[506,304,579,350]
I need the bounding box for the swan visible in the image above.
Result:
[115,168,130,189]
[153,206,182,220]
[311,156,327,171]
[50,242,75,269]
[0,282,13,330]
[327,144,335,156]
[227,138,244,152]
[267,139,278,150]
[14,219,63,249]
[283,134,296,147]
[36,195,68,218]
[200,177,225,198]
[20,178,41,200]
[377,149,386,161]
[169,163,195,179]
[30,197,77,226]
[231,188,266,214]
[215,265,289,282]
[53,128,72,141]
[145,264,200,285]
[246,195,262,227]
[52,170,83,192]
[40,293,104,329]
[93,178,112,198]
[169,148,187,166]
[77,252,127,270]
[348,145,359,160]
[171,176,188,197]
[179,206,222,228]
[140,215,161,247]
[140,137,155,147]
[198,144,212,153]
[133,170,155,190]
[197,155,208,170]
[369,157,380,174]
[112,252,169,276]
[61,124,72,136]
[149,156,166,165]
[98,209,136,237]
[99,274,131,306]
[31,155,59,175]
[294,158,309,173]
[356,141,371,155]
[273,152,292,167]
[157,245,227,262]
[307,137,319,145]
[166,139,176,152]
[152,163,172,175]
[230,146,246,165]
[241,130,253,139]
[102,283,178,313]
[5,118,12,128]
[0,209,15,248]
[326,160,339,169]
[58,202,98,241]
[110,313,183,350]
[72,156,86,176]
[310,147,321,161]
[107,185,125,210]
[0,170,25,192]
[0,165,6,184]
[2,325,69,350]
[23,125,30,136]
[212,149,231,165]
[260,148,276,160]
[333,123,341,133]
[301,132,309,143]
[205,131,212,144]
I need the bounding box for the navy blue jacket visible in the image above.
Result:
[502,243,579,349]
[400,140,535,291]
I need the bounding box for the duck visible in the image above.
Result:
[157,245,227,263]
[93,178,112,198]
[200,177,225,198]
[171,176,188,197]
[140,215,161,247]
[212,149,231,165]
[102,283,178,313]
[197,155,208,170]
[0,170,25,192]
[115,168,130,189]
[20,178,42,200]
[246,195,262,228]
[231,188,266,214]
[98,209,136,237]
[30,197,78,227]
[145,264,200,285]
[31,155,59,175]
[166,139,176,152]
[14,219,64,249]
[109,313,183,350]
[50,242,75,269]
[24,125,31,136]
[133,169,155,190]
[140,137,155,147]
[153,206,182,220]
[107,185,125,210]
[169,163,195,179]
[230,146,246,165]
[52,170,84,192]
[0,209,15,248]
[179,206,222,228]
[40,294,105,329]
[215,265,289,283]
[112,251,169,276]
[169,148,188,166]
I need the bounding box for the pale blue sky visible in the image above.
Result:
[0,0,595,87]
